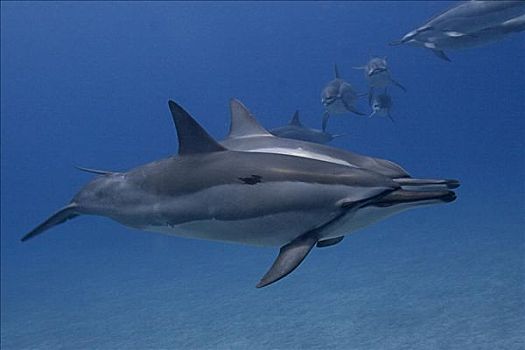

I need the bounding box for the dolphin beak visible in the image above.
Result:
[371,189,456,207]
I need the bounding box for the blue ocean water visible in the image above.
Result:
[1,1,524,349]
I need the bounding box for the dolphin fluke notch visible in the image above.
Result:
[21,204,79,242]
[227,99,273,139]
[168,100,226,155]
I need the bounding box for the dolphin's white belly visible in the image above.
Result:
[110,182,354,247]
[144,210,328,247]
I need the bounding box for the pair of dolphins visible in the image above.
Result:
[22,99,459,288]
[321,61,405,129]
[392,0,525,61]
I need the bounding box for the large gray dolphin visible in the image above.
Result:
[392,1,525,61]
[321,64,366,131]
[22,100,458,288]
[269,111,344,144]
[354,57,406,103]
[222,99,459,191]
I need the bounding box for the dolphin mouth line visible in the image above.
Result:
[322,97,337,107]
[370,190,457,208]
[368,68,388,77]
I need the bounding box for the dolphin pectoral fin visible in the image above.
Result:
[256,232,318,288]
[74,165,114,175]
[333,63,341,79]
[390,78,407,92]
[340,99,366,116]
[20,204,79,242]
[316,236,344,248]
[348,105,367,117]
[322,111,330,132]
[430,49,451,62]
[387,111,395,124]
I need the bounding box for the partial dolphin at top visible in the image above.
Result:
[391,1,525,61]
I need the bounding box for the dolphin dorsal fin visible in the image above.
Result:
[334,63,341,79]
[228,99,273,139]
[168,100,226,155]
[289,110,302,126]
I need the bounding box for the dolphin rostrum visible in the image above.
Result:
[321,64,366,131]
[391,1,525,61]
[223,99,459,191]
[22,100,458,288]
[269,111,345,144]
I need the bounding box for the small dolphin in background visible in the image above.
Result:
[391,1,525,61]
[269,111,345,144]
[321,64,366,131]
[369,92,394,123]
[354,57,406,102]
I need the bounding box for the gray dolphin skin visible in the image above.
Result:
[269,111,344,144]
[409,13,525,58]
[222,99,459,191]
[354,57,406,101]
[391,1,525,61]
[369,92,394,123]
[22,100,459,288]
[321,64,366,131]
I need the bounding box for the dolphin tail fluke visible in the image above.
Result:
[368,110,376,119]
[21,204,79,242]
[394,178,460,190]
[348,105,367,117]
[256,232,318,288]
[430,49,451,62]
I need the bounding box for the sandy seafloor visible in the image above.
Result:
[1,2,524,349]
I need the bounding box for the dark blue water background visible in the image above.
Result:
[2,2,524,349]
